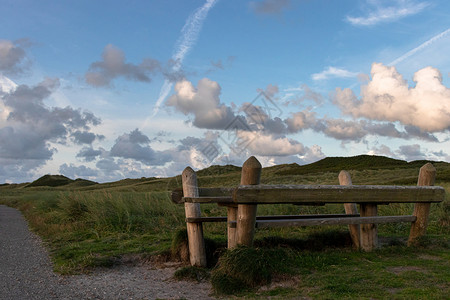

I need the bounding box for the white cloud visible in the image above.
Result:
[237,131,305,156]
[0,74,17,94]
[167,78,239,129]
[346,0,429,26]
[151,0,219,117]
[312,67,358,81]
[333,63,450,132]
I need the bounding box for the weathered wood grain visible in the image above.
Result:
[182,167,207,267]
[233,184,445,204]
[339,170,360,249]
[172,187,235,204]
[408,163,436,246]
[360,203,378,251]
[236,156,261,247]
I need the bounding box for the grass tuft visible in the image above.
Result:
[211,246,297,294]
[174,266,209,282]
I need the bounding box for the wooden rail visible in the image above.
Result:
[174,157,446,267]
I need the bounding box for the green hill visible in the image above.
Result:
[16,155,450,190]
[271,155,438,176]
[26,175,98,188]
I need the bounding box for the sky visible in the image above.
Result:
[1,0,450,183]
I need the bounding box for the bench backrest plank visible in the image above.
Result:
[233,184,445,204]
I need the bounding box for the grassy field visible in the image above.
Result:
[1,155,449,298]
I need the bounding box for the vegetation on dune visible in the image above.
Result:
[0,154,449,297]
[26,174,98,188]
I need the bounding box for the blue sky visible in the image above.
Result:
[1,0,450,183]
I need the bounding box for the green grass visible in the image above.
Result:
[0,155,449,297]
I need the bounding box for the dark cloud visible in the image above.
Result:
[72,131,100,144]
[0,126,55,159]
[369,145,396,158]
[250,0,291,15]
[85,44,160,87]
[96,158,120,172]
[109,129,171,166]
[404,126,439,142]
[59,163,98,178]
[0,79,101,181]
[240,102,286,134]
[76,147,104,162]
[0,158,43,183]
[397,144,426,161]
[0,39,29,75]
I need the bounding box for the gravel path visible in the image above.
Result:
[0,205,215,300]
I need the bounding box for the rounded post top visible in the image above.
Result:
[338,170,352,185]
[420,163,435,172]
[182,166,195,176]
[418,163,436,186]
[242,156,262,169]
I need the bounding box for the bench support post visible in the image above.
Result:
[339,171,360,249]
[408,163,436,246]
[227,206,238,248]
[236,156,261,247]
[182,167,207,267]
[359,204,378,251]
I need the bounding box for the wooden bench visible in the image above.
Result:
[172,156,446,267]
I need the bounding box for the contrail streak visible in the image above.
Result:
[389,28,450,66]
[149,0,218,119]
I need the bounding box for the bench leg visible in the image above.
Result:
[236,156,261,247]
[359,204,378,251]
[182,167,207,267]
[227,206,237,248]
[236,204,257,246]
[408,163,436,246]
[408,203,431,246]
[339,170,360,249]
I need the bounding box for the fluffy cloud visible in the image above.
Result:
[85,44,160,87]
[167,78,239,129]
[333,63,450,132]
[250,0,291,15]
[346,0,429,26]
[285,109,319,133]
[237,131,305,156]
[0,39,29,75]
